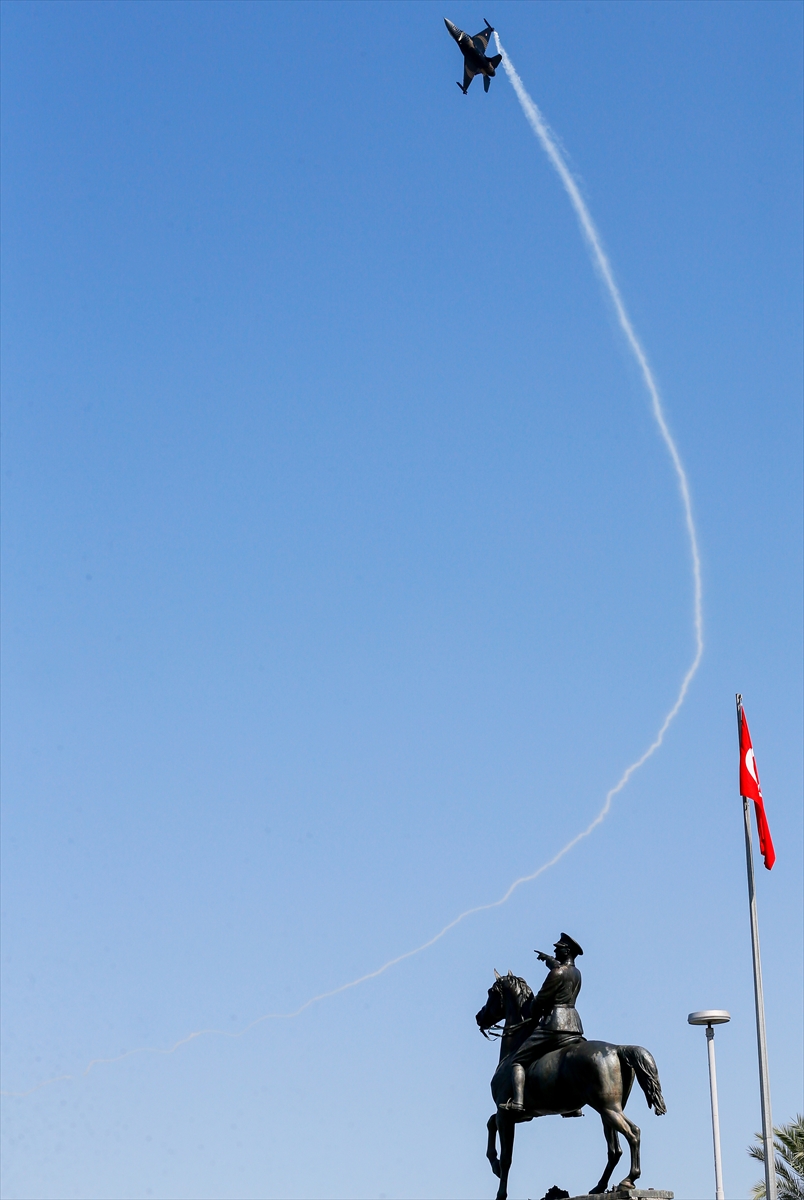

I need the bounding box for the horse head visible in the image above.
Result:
[476,970,505,1034]
[476,969,533,1036]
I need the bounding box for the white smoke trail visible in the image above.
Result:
[4,700,700,1097]
[494,32,704,674]
[2,45,703,1100]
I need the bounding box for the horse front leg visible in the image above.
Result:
[495,1111,516,1200]
[590,1110,621,1194]
[486,1113,501,1177]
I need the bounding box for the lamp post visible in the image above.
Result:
[689,1010,731,1200]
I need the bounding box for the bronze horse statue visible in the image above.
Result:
[476,971,666,1200]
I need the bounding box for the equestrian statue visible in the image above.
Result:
[475,933,666,1200]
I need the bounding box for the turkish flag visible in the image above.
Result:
[739,708,776,870]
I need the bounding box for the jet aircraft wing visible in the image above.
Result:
[462,61,475,92]
[471,25,493,54]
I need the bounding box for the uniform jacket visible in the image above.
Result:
[529,962,583,1034]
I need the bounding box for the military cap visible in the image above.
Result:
[555,932,584,957]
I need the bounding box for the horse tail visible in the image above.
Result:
[618,1046,667,1115]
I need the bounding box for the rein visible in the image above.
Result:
[481,1014,536,1040]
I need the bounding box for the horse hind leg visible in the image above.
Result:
[486,1113,501,1178]
[615,1110,641,1188]
[590,1111,622,1195]
[592,1107,641,1191]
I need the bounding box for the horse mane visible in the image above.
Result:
[503,972,534,1008]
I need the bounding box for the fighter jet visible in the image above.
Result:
[444,18,502,94]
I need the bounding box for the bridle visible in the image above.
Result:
[479,979,537,1040]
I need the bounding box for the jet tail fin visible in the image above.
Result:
[488,53,502,69]
[483,74,491,93]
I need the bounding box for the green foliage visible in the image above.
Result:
[749,1115,804,1200]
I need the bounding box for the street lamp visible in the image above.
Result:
[689,1010,731,1200]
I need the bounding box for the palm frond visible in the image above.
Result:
[748,1117,804,1200]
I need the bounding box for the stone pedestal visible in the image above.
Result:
[563,1192,673,1200]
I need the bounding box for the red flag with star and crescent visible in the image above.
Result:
[739,706,776,870]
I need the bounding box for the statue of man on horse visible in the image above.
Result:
[497,932,585,1114]
[475,933,666,1200]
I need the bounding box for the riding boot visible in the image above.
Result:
[499,1063,526,1113]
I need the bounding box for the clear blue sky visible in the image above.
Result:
[1,2,801,1198]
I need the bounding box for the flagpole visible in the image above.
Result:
[736,694,777,1200]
